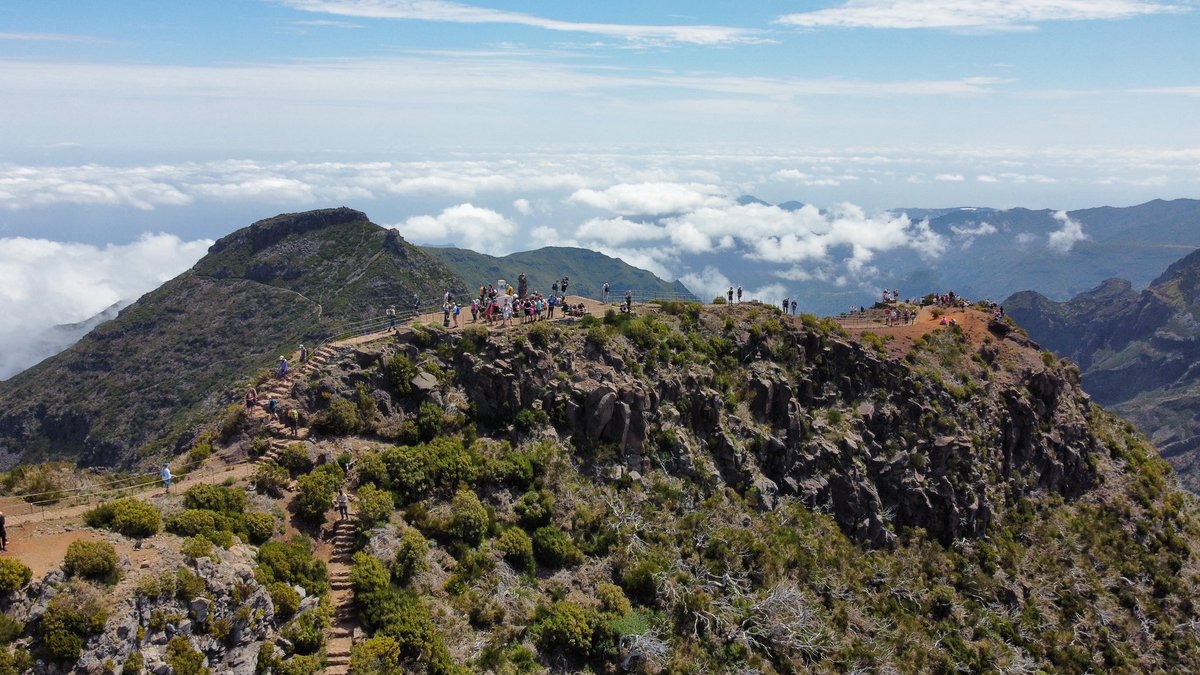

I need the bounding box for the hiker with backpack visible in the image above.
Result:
[288,409,300,436]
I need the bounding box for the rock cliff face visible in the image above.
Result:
[1006,246,1200,490]
[0,209,465,468]
[307,307,1096,549]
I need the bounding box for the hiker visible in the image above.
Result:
[245,388,257,410]
[470,300,479,323]
[442,302,451,327]
[288,409,300,436]
[602,282,610,304]
[299,344,308,364]
[452,303,461,327]
[267,398,279,419]
[336,490,349,520]
[278,356,288,378]
[552,279,559,293]
[624,290,633,313]
[737,286,743,304]
[548,294,556,319]
[791,299,797,316]
[0,511,7,551]
[782,298,789,313]
[387,305,397,331]
[161,466,172,493]
[727,287,733,303]
[561,277,569,295]
[412,293,420,314]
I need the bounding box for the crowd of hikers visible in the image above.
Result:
[423,275,629,329]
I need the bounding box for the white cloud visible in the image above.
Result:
[512,198,532,215]
[935,173,965,182]
[950,222,998,248]
[282,0,767,45]
[1016,232,1038,245]
[1047,210,1088,254]
[776,0,1186,31]
[573,217,665,246]
[977,175,1000,183]
[0,233,211,379]
[399,203,516,255]
[568,182,727,216]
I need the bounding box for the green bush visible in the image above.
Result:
[596,583,632,615]
[166,509,226,538]
[531,601,597,657]
[242,512,276,545]
[391,530,429,584]
[294,464,343,524]
[181,535,214,561]
[270,582,301,621]
[277,444,313,477]
[514,408,549,434]
[446,489,489,546]
[183,484,247,515]
[253,462,290,497]
[527,322,553,348]
[459,325,489,354]
[383,355,418,396]
[165,636,210,675]
[350,636,404,674]
[532,526,582,568]
[515,489,554,528]
[321,396,361,435]
[63,540,120,583]
[416,402,445,442]
[280,608,327,655]
[0,614,24,644]
[355,483,394,532]
[175,568,207,602]
[379,437,482,506]
[83,497,163,538]
[39,588,108,663]
[255,537,328,598]
[495,527,534,573]
[350,553,391,599]
[0,559,32,594]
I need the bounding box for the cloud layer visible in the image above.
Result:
[0,233,211,379]
[777,0,1186,31]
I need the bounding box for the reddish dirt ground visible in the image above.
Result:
[839,305,996,359]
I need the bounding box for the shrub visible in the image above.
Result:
[63,540,119,583]
[0,559,32,594]
[277,444,313,477]
[175,568,206,602]
[383,355,418,396]
[242,512,276,545]
[459,325,489,354]
[532,526,582,568]
[446,489,489,546]
[514,408,549,434]
[0,614,24,644]
[166,509,226,538]
[350,636,404,674]
[270,582,301,621]
[417,402,445,442]
[280,608,327,655]
[121,651,143,675]
[253,462,290,497]
[495,527,534,573]
[596,583,632,615]
[181,535,214,561]
[183,484,247,515]
[350,553,391,599]
[321,396,361,435]
[391,530,429,584]
[515,489,554,528]
[84,497,162,538]
[294,465,343,524]
[532,601,596,657]
[355,483,394,532]
[39,587,108,663]
[256,537,328,597]
[165,636,210,675]
[528,322,553,348]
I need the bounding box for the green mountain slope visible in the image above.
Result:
[0,208,466,468]
[423,245,696,301]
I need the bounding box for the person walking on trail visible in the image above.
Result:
[387,305,397,331]
[245,387,257,410]
[336,489,349,520]
[602,282,610,304]
[299,344,308,364]
[737,286,743,304]
[727,287,733,304]
[0,511,7,551]
[278,356,288,378]
[288,409,300,436]
[161,466,172,494]
[412,294,420,314]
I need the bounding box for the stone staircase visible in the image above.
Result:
[249,345,339,461]
[324,513,357,674]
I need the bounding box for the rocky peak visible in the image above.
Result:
[207,207,368,257]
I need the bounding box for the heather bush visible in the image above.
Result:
[391,530,429,584]
[532,526,582,568]
[269,582,301,622]
[255,537,327,597]
[83,497,162,538]
[63,540,120,583]
[0,559,32,595]
[495,527,534,573]
[445,488,489,546]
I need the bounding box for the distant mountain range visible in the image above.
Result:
[421,245,696,302]
[1005,247,1200,490]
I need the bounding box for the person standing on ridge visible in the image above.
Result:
[791,299,797,316]
[161,466,172,494]
[737,286,743,304]
[412,293,420,314]
[561,277,569,296]
[727,287,733,304]
[625,289,633,313]
[602,282,610,304]
[387,305,397,331]
[299,344,308,364]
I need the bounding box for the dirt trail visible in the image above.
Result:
[838,305,996,359]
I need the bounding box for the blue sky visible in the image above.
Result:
[1,0,1199,376]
